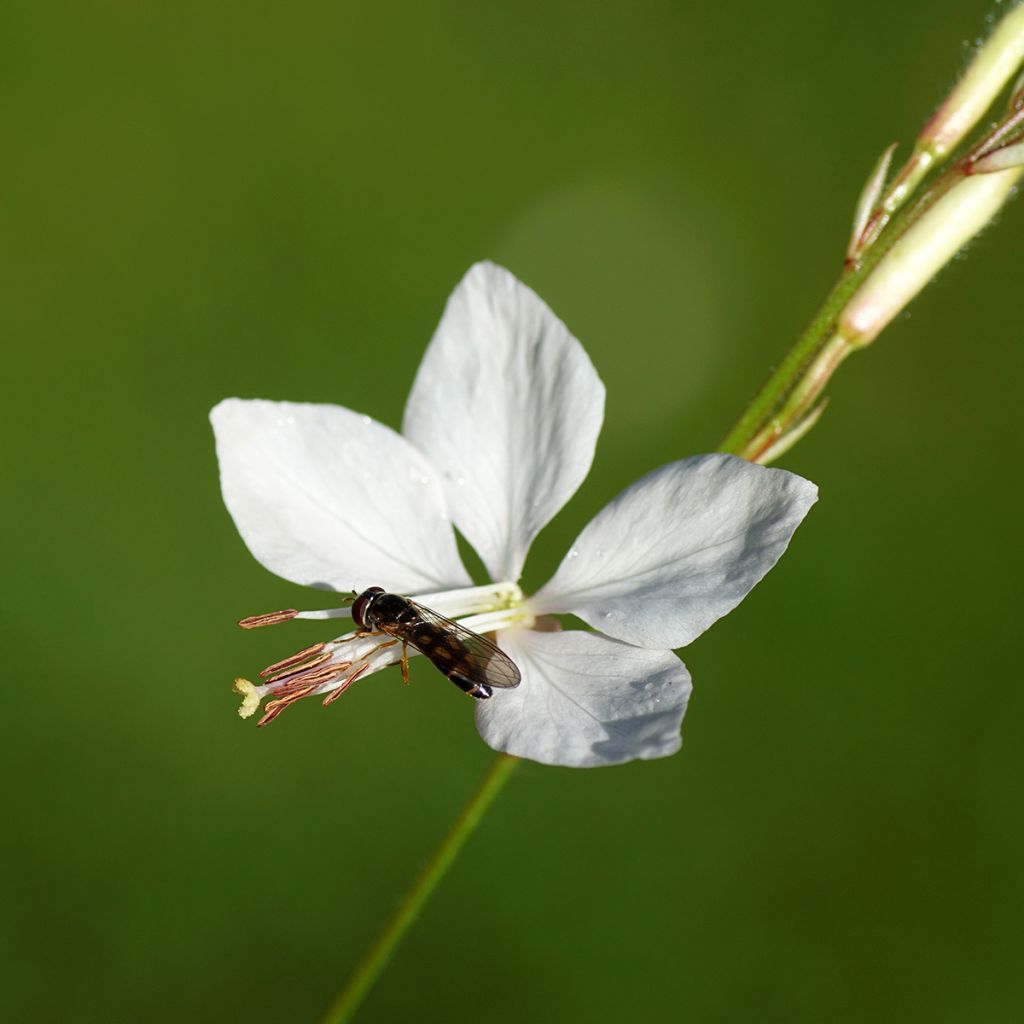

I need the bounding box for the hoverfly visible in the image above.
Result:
[351,587,521,699]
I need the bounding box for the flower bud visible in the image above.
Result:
[919,4,1024,158]
[840,167,1022,347]
[971,138,1024,173]
[848,142,898,261]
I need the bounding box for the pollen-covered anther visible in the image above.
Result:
[257,661,349,727]
[322,663,371,707]
[238,609,299,629]
[259,642,327,678]
[262,649,333,684]
[268,659,348,697]
[258,687,318,727]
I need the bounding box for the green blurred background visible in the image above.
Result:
[3,1,1021,1020]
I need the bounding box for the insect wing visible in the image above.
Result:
[403,600,521,689]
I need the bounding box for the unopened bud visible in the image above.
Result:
[840,167,1022,348]
[848,142,898,261]
[971,138,1024,173]
[920,4,1024,158]
[1011,67,1024,110]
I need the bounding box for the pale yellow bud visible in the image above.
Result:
[972,139,1024,173]
[920,4,1024,157]
[840,168,1021,347]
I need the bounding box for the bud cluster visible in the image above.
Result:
[724,3,1024,464]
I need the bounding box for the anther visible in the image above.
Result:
[262,650,332,684]
[322,664,370,707]
[259,642,327,678]
[257,663,347,727]
[238,609,299,629]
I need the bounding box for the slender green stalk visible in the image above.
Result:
[319,753,519,1024]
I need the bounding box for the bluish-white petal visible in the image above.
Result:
[532,454,818,649]
[211,398,471,594]
[402,261,605,583]
[475,629,690,768]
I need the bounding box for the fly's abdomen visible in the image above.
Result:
[451,678,494,699]
[408,621,467,669]
[408,621,495,699]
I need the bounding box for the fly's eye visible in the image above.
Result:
[352,587,385,628]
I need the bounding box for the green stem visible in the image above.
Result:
[716,270,858,460]
[717,146,980,463]
[319,753,519,1024]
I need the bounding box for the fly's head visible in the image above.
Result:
[351,586,386,630]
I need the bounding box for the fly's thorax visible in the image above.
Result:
[370,593,418,630]
[354,591,418,632]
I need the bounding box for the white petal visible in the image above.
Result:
[475,629,690,768]
[211,398,471,594]
[402,262,605,582]
[532,454,818,648]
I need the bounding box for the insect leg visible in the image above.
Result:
[400,641,410,684]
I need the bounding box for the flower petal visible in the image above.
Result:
[211,398,472,594]
[402,262,605,582]
[532,454,818,648]
[475,629,690,767]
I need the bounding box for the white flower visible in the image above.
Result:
[211,262,817,768]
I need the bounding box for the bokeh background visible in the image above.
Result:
[3,1,1021,1021]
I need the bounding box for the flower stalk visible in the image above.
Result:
[319,754,519,1024]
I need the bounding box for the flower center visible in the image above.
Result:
[415,580,531,627]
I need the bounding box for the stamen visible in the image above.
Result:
[262,650,332,684]
[258,662,348,727]
[416,581,523,618]
[460,605,535,634]
[238,609,299,629]
[259,687,318,727]
[294,608,354,621]
[322,664,370,707]
[259,642,327,678]
[275,662,348,696]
